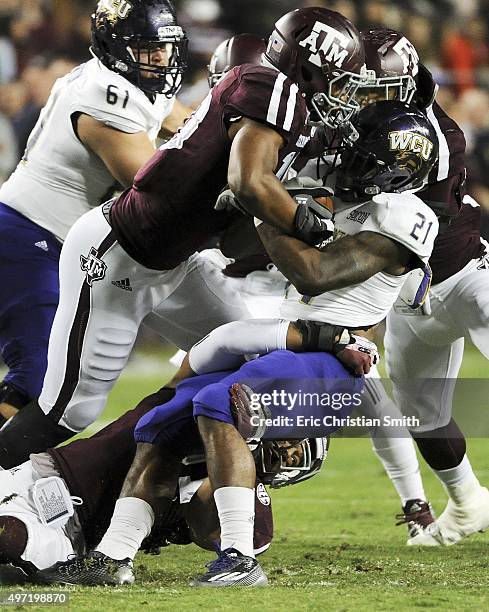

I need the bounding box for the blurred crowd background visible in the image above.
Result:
[0,0,489,236]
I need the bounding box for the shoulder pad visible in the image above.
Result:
[363,192,439,262]
[69,60,170,135]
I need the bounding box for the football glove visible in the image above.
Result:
[214,188,249,214]
[285,177,334,248]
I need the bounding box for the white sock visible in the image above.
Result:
[214,486,255,558]
[371,436,426,506]
[434,455,482,505]
[96,497,155,561]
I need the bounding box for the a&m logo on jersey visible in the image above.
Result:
[80,247,107,286]
[388,130,434,161]
[256,483,271,506]
[299,21,350,68]
[96,0,133,25]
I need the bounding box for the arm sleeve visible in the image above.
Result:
[188,319,290,375]
[361,192,439,263]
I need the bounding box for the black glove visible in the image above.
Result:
[284,177,335,247]
[293,197,334,247]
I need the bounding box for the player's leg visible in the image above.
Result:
[412,259,489,545]
[184,478,273,556]
[0,207,155,467]
[385,306,489,544]
[0,204,61,423]
[143,251,250,351]
[360,366,433,537]
[448,256,489,360]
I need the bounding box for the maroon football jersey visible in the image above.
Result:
[422,102,483,284]
[109,64,310,270]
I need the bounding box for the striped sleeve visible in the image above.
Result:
[225,65,306,140]
[422,102,467,215]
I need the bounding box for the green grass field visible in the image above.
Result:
[1,344,488,611]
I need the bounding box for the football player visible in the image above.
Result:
[0,7,369,467]
[0,0,190,425]
[0,388,325,584]
[44,103,440,588]
[356,28,489,545]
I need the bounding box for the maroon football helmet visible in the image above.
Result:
[358,28,419,106]
[208,33,266,88]
[263,7,367,127]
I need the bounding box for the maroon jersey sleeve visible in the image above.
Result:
[422,102,467,217]
[223,64,308,144]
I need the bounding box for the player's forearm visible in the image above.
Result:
[257,222,326,294]
[188,319,290,374]
[230,173,297,233]
[258,224,393,296]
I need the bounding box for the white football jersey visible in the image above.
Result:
[0,58,174,241]
[280,192,439,327]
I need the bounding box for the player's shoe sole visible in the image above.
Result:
[408,486,489,546]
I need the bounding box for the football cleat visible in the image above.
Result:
[35,551,134,586]
[407,486,489,546]
[190,548,268,587]
[396,499,435,542]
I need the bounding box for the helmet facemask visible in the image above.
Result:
[254,438,328,489]
[335,144,412,202]
[123,28,188,96]
[355,73,417,108]
[310,64,371,128]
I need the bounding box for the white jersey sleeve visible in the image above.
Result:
[0,59,174,241]
[361,192,439,264]
[69,60,174,140]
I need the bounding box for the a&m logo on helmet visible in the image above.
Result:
[96,0,133,26]
[299,21,350,68]
[389,130,434,161]
[391,37,419,76]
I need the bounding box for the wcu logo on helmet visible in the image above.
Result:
[335,100,439,202]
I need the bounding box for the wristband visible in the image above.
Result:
[295,319,350,352]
